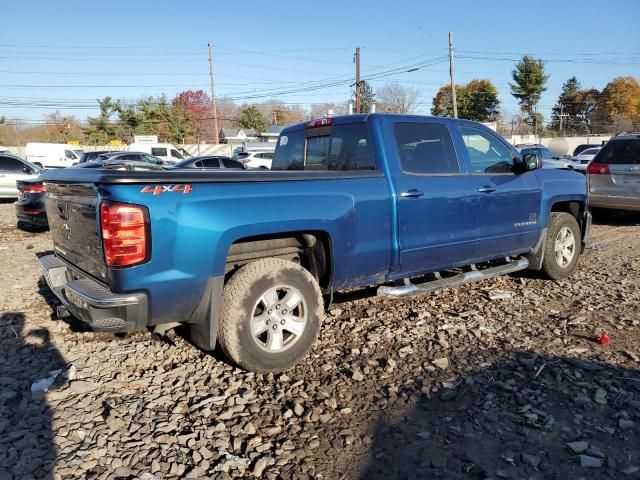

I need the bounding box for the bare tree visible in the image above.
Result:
[376,82,420,114]
[309,102,348,118]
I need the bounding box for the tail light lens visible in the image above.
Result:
[100,202,150,267]
[587,162,610,175]
[20,183,46,194]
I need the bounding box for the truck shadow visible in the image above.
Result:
[0,312,66,479]
[355,350,639,480]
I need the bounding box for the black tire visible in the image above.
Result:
[218,258,323,372]
[542,212,581,280]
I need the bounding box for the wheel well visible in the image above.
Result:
[225,231,332,291]
[551,201,582,220]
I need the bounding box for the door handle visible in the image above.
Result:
[477,186,496,193]
[400,189,424,198]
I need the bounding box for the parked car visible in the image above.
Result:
[173,156,246,170]
[0,153,42,198]
[25,142,84,168]
[236,150,274,169]
[39,114,590,372]
[572,147,602,172]
[91,152,166,166]
[79,150,120,164]
[587,133,640,212]
[573,143,602,156]
[128,143,187,164]
[15,179,48,229]
[518,146,574,169]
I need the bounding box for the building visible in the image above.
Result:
[258,125,287,143]
[218,128,258,145]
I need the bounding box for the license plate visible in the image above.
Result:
[619,176,640,186]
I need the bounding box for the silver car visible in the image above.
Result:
[572,146,602,172]
[588,133,640,211]
[0,154,42,199]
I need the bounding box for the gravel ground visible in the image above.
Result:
[1,201,639,480]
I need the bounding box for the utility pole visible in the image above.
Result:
[448,32,458,118]
[558,104,569,136]
[354,47,361,114]
[208,42,219,144]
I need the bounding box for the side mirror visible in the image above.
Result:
[522,153,540,171]
[23,166,32,174]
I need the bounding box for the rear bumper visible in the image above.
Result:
[589,194,640,212]
[15,196,48,227]
[39,254,148,332]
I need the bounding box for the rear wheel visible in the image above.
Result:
[218,258,323,372]
[542,212,581,280]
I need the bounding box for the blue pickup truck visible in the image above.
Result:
[40,114,590,372]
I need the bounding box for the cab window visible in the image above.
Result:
[170,149,183,159]
[272,123,375,171]
[394,123,460,174]
[459,126,514,174]
[64,150,76,160]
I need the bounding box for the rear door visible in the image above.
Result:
[589,138,640,201]
[458,125,542,259]
[390,119,477,275]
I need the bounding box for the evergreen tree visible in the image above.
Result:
[510,55,549,132]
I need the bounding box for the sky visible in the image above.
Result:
[1,0,639,127]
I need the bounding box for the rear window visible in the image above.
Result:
[581,148,600,155]
[394,123,459,174]
[272,123,375,171]
[595,139,640,165]
[151,147,168,157]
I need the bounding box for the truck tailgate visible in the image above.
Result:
[44,183,107,282]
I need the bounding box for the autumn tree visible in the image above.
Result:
[376,82,420,114]
[599,76,640,131]
[432,80,500,122]
[43,111,82,143]
[173,90,214,142]
[510,55,549,132]
[237,105,268,132]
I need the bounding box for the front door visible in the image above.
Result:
[457,125,542,260]
[392,120,478,275]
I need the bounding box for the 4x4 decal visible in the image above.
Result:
[140,184,193,195]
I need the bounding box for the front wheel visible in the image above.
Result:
[218,258,323,372]
[542,212,581,280]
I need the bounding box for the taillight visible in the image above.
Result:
[587,162,610,175]
[306,117,333,129]
[21,183,46,194]
[100,202,149,267]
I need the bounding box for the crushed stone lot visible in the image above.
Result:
[0,201,639,480]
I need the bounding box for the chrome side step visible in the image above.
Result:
[377,258,529,298]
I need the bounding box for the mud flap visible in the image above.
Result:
[188,276,225,351]
[524,228,547,270]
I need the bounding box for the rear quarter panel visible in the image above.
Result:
[101,176,391,324]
